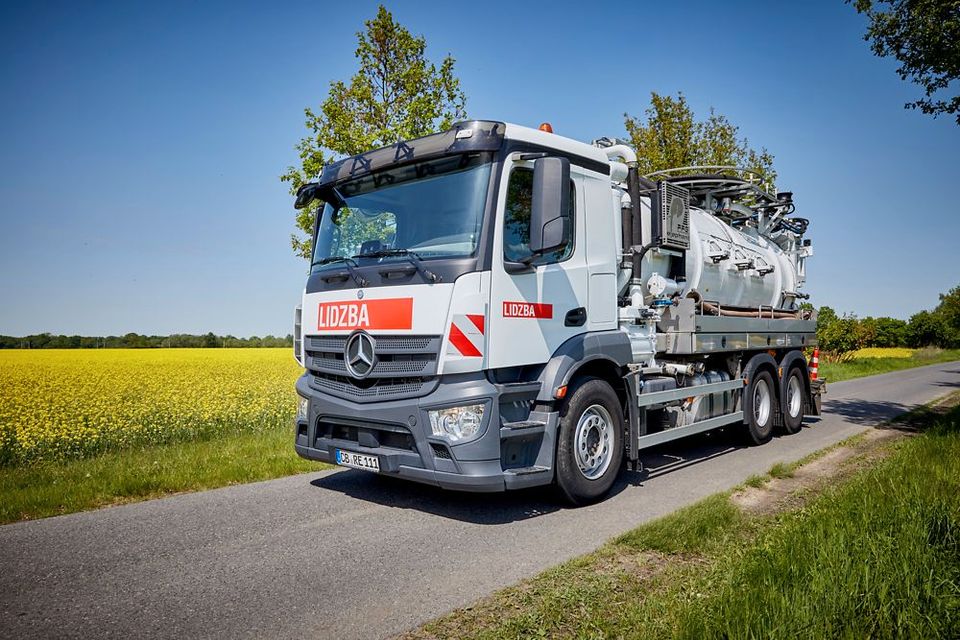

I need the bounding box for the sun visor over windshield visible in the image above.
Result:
[318,120,505,187]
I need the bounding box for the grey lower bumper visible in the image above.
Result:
[295,372,557,492]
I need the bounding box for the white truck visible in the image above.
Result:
[291,120,823,504]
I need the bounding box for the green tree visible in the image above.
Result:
[933,284,960,334]
[281,5,467,258]
[815,307,867,361]
[821,313,865,362]
[858,316,879,346]
[907,310,949,347]
[850,0,960,123]
[873,316,909,346]
[624,92,776,188]
[816,305,838,348]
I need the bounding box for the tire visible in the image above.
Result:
[743,369,776,445]
[555,377,624,505]
[781,366,805,434]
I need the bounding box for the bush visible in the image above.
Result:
[816,283,960,357]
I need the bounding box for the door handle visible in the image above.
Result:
[564,307,587,327]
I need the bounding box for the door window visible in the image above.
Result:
[502,167,575,265]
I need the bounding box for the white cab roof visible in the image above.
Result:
[502,122,609,165]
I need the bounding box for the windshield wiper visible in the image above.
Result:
[353,249,441,283]
[311,256,368,287]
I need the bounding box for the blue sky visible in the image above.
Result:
[1,0,957,337]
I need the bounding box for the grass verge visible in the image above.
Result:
[819,347,960,382]
[0,426,328,524]
[405,393,960,639]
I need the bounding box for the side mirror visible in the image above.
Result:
[294,183,320,209]
[528,157,570,258]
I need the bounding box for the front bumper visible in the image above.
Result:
[295,372,556,492]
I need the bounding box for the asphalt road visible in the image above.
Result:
[2,362,958,639]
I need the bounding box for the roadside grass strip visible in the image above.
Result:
[405,393,960,640]
[0,427,324,523]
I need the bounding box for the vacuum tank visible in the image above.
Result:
[634,171,811,311]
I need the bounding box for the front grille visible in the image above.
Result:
[430,443,452,459]
[305,334,442,402]
[308,353,434,376]
[312,373,435,399]
[306,335,439,354]
[308,335,348,351]
[375,336,433,351]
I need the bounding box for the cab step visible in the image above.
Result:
[503,465,550,476]
[499,419,547,439]
[501,419,546,430]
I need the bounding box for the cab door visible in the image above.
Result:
[487,156,589,369]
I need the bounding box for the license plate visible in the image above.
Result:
[335,449,380,473]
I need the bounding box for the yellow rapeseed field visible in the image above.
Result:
[0,349,302,466]
[851,347,915,359]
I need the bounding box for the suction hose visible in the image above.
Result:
[685,289,800,319]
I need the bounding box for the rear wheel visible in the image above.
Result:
[555,377,624,505]
[743,369,776,445]
[781,366,805,434]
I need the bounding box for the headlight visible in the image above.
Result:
[296,395,309,422]
[428,404,485,442]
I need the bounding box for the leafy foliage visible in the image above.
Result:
[906,285,960,347]
[0,332,292,349]
[936,284,960,331]
[281,5,467,258]
[851,0,960,123]
[872,316,910,346]
[624,92,776,188]
[816,282,960,360]
[818,309,866,362]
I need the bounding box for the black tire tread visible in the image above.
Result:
[555,377,624,506]
[781,366,805,434]
[743,369,776,445]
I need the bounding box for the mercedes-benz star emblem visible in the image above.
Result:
[357,289,364,299]
[344,331,376,379]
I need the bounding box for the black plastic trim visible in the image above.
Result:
[305,257,478,293]
[564,307,587,327]
[536,331,633,402]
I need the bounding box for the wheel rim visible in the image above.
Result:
[574,404,614,480]
[787,375,802,418]
[753,379,771,426]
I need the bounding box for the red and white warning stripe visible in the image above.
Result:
[810,347,819,380]
[447,314,485,357]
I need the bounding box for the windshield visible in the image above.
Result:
[312,154,492,271]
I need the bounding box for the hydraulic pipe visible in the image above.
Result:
[627,166,643,288]
[621,200,633,270]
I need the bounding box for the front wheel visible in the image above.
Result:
[743,369,776,445]
[555,377,624,505]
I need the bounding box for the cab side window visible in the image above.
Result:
[503,167,575,265]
